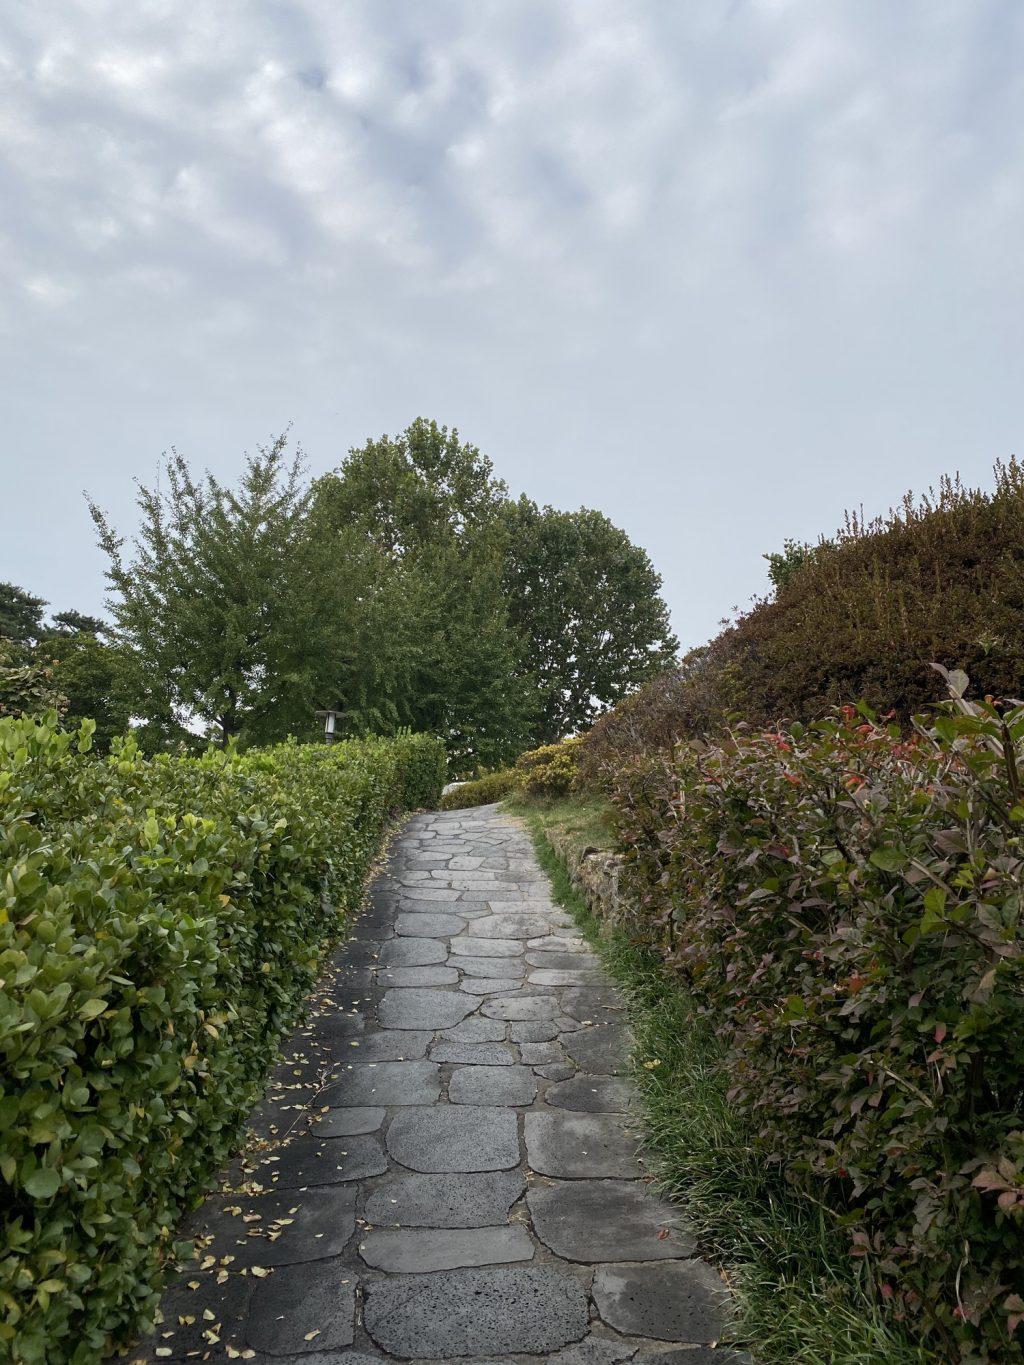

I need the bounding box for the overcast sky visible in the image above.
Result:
[1,1,1022,649]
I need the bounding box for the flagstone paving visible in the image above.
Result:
[136,805,750,1364]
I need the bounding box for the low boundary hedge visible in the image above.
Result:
[612,678,1024,1360]
[0,717,444,1363]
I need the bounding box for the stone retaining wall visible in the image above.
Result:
[544,828,627,935]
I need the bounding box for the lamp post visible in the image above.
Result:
[314,709,343,744]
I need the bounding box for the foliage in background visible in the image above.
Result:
[609,675,1024,1360]
[501,498,678,742]
[514,735,583,798]
[0,642,68,720]
[439,767,519,809]
[0,716,444,1364]
[584,459,1024,781]
[88,436,332,748]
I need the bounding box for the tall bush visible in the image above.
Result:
[611,675,1024,1360]
[0,719,444,1363]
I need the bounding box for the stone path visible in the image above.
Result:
[137,805,748,1364]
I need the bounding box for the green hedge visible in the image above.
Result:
[439,767,519,809]
[0,717,444,1363]
[612,677,1024,1360]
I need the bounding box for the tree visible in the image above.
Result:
[46,630,130,750]
[311,419,534,764]
[0,582,46,645]
[89,435,331,747]
[502,498,679,741]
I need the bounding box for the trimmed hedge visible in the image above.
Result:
[611,675,1024,1359]
[0,717,444,1363]
[439,768,519,809]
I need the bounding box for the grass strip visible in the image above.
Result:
[514,801,929,1365]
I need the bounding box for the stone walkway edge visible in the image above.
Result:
[136,804,752,1364]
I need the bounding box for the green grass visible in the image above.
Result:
[513,801,930,1365]
[504,791,615,857]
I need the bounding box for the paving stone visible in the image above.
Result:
[460,976,525,995]
[343,1029,432,1062]
[455,955,527,977]
[632,1351,754,1364]
[401,885,465,900]
[378,988,477,1030]
[246,1258,356,1353]
[319,1060,441,1106]
[450,937,525,958]
[387,1105,520,1171]
[309,1011,366,1055]
[377,963,460,987]
[528,934,588,952]
[438,1015,508,1043]
[528,1179,691,1261]
[519,1040,565,1065]
[449,1064,537,1105]
[592,1260,728,1342]
[561,987,627,1022]
[510,1019,560,1042]
[546,1076,634,1113]
[537,1063,576,1080]
[528,968,605,987]
[449,855,484,869]
[309,1105,385,1136]
[430,1041,517,1066]
[525,1113,642,1179]
[562,1024,633,1074]
[376,936,448,967]
[359,1224,534,1272]
[253,1134,388,1188]
[363,1169,526,1228]
[526,950,599,970]
[145,1269,250,1358]
[469,914,557,939]
[188,1185,358,1269]
[548,1339,639,1364]
[482,994,559,1021]
[362,1265,590,1357]
[395,912,467,937]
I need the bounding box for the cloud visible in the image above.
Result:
[0,1,1022,645]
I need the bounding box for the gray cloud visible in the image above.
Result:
[1,0,1022,646]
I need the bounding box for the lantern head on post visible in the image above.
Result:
[314,709,343,743]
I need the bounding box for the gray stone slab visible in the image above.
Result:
[449,1065,538,1106]
[548,1340,638,1364]
[546,1076,634,1113]
[378,988,477,1030]
[526,950,599,970]
[387,1105,520,1172]
[520,1041,566,1066]
[537,1063,576,1080]
[562,1024,632,1074]
[528,934,587,952]
[438,1015,507,1043]
[320,1060,441,1107]
[528,1179,692,1261]
[143,1269,250,1358]
[308,1105,384,1136]
[592,1260,728,1342]
[430,1041,517,1066]
[469,914,556,939]
[455,955,527,978]
[401,885,464,900]
[529,968,605,987]
[510,1019,560,1042]
[363,1171,526,1229]
[362,1266,590,1357]
[561,987,626,1023]
[343,1029,432,1062]
[450,937,524,958]
[395,912,467,937]
[483,994,559,1021]
[246,1258,355,1353]
[460,977,525,995]
[359,1224,534,1272]
[188,1184,357,1268]
[377,964,461,986]
[525,1113,642,1179]
[376,936,448,967]
[253,1134,388,1188]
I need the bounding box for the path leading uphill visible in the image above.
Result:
[137,805,749,1363]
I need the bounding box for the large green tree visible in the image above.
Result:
[0,583,46,645]
[501,498,678,741]
[89,436,332,747]
[312,419,535,765]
